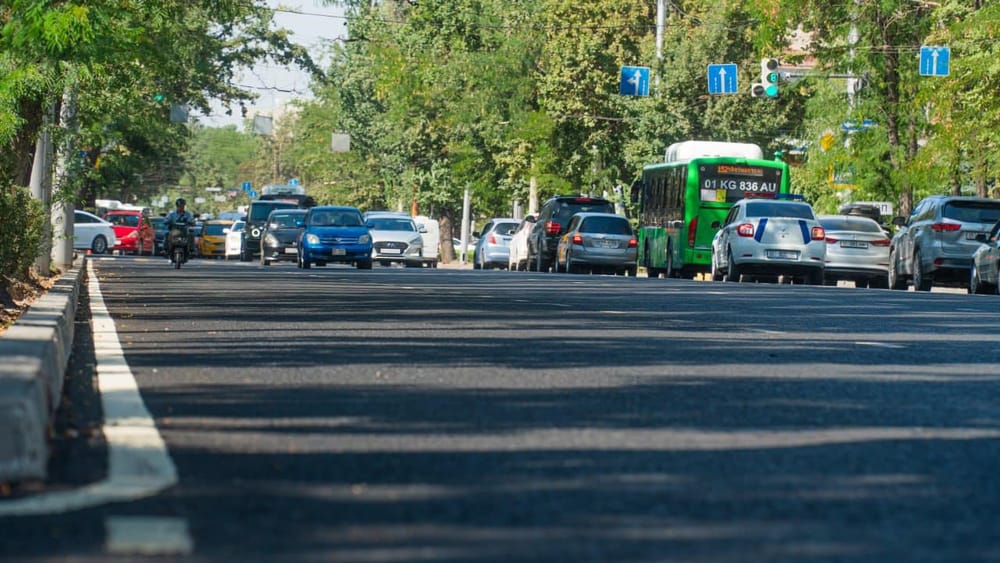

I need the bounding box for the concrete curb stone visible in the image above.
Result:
[0,256,86,482]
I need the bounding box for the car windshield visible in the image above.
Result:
[942,201,1000,224]
[366,218,415,231]
[250,204,294,221]
[745,201,815,219]
[579,216,632,235]
[819,217,883,233]
[203,224,228,236]
[311,211,363,227]
[107,214,139,227]
[270,214,304,228]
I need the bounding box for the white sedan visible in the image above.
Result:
[225,220,245,259]
[507,216,536,271]
[73,210,116,254]
[711,198,826,284]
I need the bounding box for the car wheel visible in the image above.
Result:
[807,268,824,285]
[472,251,481,269]
[726,249,741,283]
[970,264,982,294]
[356,259,373,270]
[710,251,723,282]
[888,250,906,290]
[995,264,1000,295]
[663,245,674,278]
[869,276,889,290]
[91,235,108,255]
[912,250,931,291]
[261,254,270,266]
[644,244,660,278]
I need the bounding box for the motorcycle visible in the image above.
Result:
[167,222,193,269]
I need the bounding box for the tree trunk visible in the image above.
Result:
[438,210,457,263]
[11,98,44,187]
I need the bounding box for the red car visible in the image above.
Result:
[104,210,156,255]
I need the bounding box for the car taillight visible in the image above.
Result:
[627,238,637,248]
[488,234,497,244]
[545,221,561,235]
[811,226,826,240]
[871,239,890,247]
[688,216,698,247]
[931,222,961,232]
[572,234,583,245]
[737,223,754,237]
[825,236,839,244]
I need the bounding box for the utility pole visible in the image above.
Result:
[655,0,666,85]
[52,83,77,271]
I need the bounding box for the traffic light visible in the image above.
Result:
[760,58,779,97]
[751,58,780,97]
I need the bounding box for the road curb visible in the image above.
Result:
[0,256,86,482]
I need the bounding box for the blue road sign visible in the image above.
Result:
[919,46,950,77]
[248,189,257,199]
[289,178,299,186]
[707,63,739,95]
[619,66,650,97]
[242,181,251,192]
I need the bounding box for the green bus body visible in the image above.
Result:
[636,156,791,278]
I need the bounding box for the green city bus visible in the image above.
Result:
[635,141,792,278]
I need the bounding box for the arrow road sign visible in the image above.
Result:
[707,63,739,95]
[619,66,650,97]
[919,46,950,77]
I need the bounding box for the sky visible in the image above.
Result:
[200,0,348,129]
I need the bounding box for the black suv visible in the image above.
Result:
[526,195,615,272]
[241,200,299,261]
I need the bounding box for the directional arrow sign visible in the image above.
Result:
[919,46,950,77]
[619,66,650,97]
[707,63,739,95]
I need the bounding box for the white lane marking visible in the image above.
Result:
[105,516,192,555]
[854,341,906,349]
[0,260,178,516]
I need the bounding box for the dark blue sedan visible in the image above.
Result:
[297,206,373,270]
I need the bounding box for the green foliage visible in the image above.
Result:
[0,184,44,278]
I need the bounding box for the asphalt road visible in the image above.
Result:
[3,255,1000,562]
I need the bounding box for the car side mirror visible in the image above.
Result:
[418,225,428,234]
[223,228,230,234]
[710,221,721,229]
[296,220,305,228]
[891,216,906,228]
[472,231,480,238]
[525,215,536,223]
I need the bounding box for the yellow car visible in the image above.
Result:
[198,220,234,258]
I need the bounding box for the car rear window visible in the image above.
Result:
[819,217,883,233]
[942,201,1000,224]
[745,201,815,219]
[108,214,139,227]
[579,216,632,235]
[494,223,519,236]
[552,202,615,223]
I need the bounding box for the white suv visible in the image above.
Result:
[711,198,826,284]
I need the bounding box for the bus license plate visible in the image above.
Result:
[840,240,868,249]
[331,248,346,256]
[766,249,799,260]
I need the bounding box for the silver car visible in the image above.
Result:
[889,196,1000,291]
[970,219,1000,295]
[473,218,519,270]
[363,211,425,267]
[555,213,637,276]
[818,215,891,288]
[711,198,826,284]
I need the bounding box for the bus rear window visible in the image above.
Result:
[698,163,783,203]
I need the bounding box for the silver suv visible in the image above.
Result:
[888,196,1000,291]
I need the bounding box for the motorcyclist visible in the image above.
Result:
[163,198,196,258]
